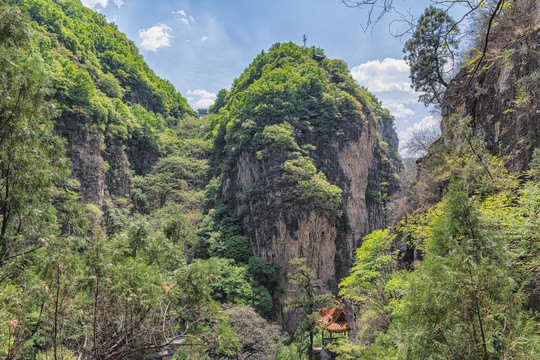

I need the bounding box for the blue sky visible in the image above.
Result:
[81,0,447,150]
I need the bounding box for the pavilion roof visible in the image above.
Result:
[317,297,349,333]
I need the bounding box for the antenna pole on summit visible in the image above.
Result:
[303,34,307,47]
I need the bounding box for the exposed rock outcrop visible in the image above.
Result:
[55,111,134,208]
[442,12,540,172]
[213,44,402,330]
[55,112,107,207]
[438,0,540,315]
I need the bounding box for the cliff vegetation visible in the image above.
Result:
[1,0,540,359]
[334,1,540,358]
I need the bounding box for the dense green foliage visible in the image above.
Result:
[6,0,196,182]
[285,258,333,359]
[4,0,538,359]
[208,42,399,213]
[404,6,459,107]
[0,3,239,359]
[339,230,400,344]
[337,132,540,358]
[338,176,540,359]
[11,0,193,118]
[194,204,283,317]
[391,182,538,359]
[0,4,69,261]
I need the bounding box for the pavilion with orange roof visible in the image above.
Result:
[317,297,349,357]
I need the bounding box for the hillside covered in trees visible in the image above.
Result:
[202,42,402,328]
[1,0,540,359]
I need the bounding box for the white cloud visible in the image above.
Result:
[81,0,123,8]
[349,57,426,125]
[201,35,209,42]
[350,58,413,93]
[398,115,440,145]
[138,24,172,51]
[187,89,216,109]
[350,58,437,156]
[385,103,415,119]
[172,10,187,17]
[172,10,193,25]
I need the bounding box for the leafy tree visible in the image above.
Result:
[56,60,95,106]
[261,123,301,152]
[222,235,251,264]
[404,6,459,107]
[478,153,540,294]
[218,305,285,360]
[285,258,332,360]
[208,89,228,114]
[339,229,400,344]
[211,259,255,305]
[248,256,284,295]
[137,155,209,209]
[97,72,123,99]
[162,210,197,247]
[392,181,540,359]
[210,258,274,315]
[74,223,238,359]
[279,157,342,215]
[0,3,69,268]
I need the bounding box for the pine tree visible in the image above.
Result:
[285,258,332,359]
[0,4,68,268]
[404,6,459,107]
[394,181,540,359]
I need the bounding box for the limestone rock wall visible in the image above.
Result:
[55,111,133,208]
[442,26,540,172]
[221,107,401,331]
[222,112,396,290]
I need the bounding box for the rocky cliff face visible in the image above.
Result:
[56,112,107,207]
[220,106,399,329]
[55,111,134,208]
[224,118,384,290]
[213,44,402,315]
[437,1,540,316]
[14,0,195,210]
[442,4,540,172]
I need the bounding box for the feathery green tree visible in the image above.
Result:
[404,6,459,107]
[285,258,332,359]
[393,181,540,359]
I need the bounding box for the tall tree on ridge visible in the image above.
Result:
[404,6,459,108]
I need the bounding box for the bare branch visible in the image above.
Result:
[403,124,441,157]
[341,0,396,31]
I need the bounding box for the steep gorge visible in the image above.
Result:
[10,0,403,333]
